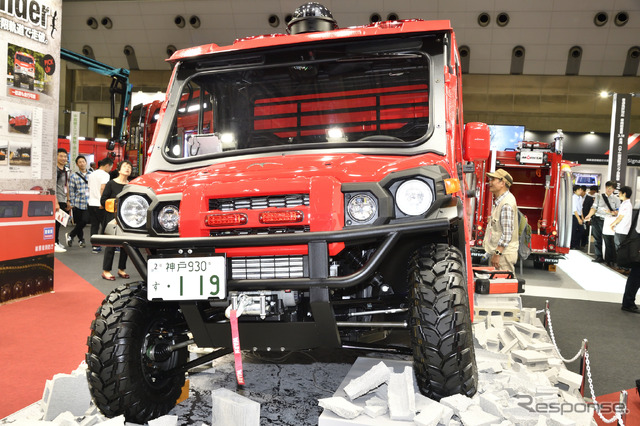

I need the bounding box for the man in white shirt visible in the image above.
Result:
[570,185,585,249]
[87,157,113,253]
[611,186,633,249]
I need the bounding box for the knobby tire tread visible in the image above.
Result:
[410,243,478,400]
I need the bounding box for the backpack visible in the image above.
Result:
[517,209,532,260]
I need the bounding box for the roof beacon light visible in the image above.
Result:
[287,2,338,35]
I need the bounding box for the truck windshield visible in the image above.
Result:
[163,38,433,160]
[16,54,33,64]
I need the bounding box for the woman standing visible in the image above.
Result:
[100,160,132,280]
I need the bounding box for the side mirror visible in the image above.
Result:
[463,122,490,162]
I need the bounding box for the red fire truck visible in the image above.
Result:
[0,193,55,303]
[13,51,35,91]
[8,114,32,133]
[57,137,124,170]
[88,4,489,422]
[470,138,573,268]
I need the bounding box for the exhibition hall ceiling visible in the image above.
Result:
[60,0,639,76]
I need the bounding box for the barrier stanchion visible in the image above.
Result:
[618,390,628,426]
[579,339,588,397]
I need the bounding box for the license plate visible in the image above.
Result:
[147,256,226,301]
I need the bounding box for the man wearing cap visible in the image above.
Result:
[483,168,520,275]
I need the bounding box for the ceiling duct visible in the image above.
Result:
[614,11,629,26]
[387,13,399,21]
[497,12,509,27]
[565,46,582,75]
[81,45,95,60]
[477,12,490,27]
[123,45,139,70]
[268,14,280,27]
[189,16,201,28]
[593,11,608,26]
[510,45,525,74]
[370,13,381,23]
[623,46,640,76]
[459,45,470,74]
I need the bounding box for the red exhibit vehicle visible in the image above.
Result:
[13,51,35,91]
[9,115,32,133]
[89,4,492,422]
[470,138,573,268]
[0,193,55,303]
[57,137,124,169]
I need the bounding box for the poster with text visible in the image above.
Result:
[0,0,61,193]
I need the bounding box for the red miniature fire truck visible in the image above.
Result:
[8,115,32,133]
[89,3,490,422]
[470,136,573,269]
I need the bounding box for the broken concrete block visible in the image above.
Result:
[511,350,549,371]
[363,395,387,417]
[415,393,455,424]
[549,413,576,425]
[486,313,505,329]
[42,371,93,421]
[459,406,502,426]
[502,406,542,426]
[520,307,538,325]
[52,411,78,426]
[387,367,416,420]
[479,392,507,418]
[211,388,260,426]
[148,414,179,426]
[363,404,387,418]
[413,403,444,426]
[439,393,476,416]
[474,322,488,348]
[318,397,364,419]
[555,369,583,393]
[513,322,544,339]
[80,413,108,426]
[343,361,390,400]
[544,367,560,384]
[477,361,503,374]
[500,338,520,354]
[527,342,556,356]
[506,325,531,349]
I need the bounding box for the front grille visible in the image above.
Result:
[231,256,306,279]
[210,225,309,236]
[209,194,310,211]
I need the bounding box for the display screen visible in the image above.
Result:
[489,125,525,151]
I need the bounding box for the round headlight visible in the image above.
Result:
[158,204,180,232]
[395,179,433,216]
[347,193,377,223]
[120,195,149,228]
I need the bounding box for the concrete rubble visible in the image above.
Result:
[2,294,603,426]
[318,297,599,426]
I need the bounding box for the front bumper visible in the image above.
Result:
[92,217,452,291]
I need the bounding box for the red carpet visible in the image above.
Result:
[594,387,640,426]
[0,259,106,419]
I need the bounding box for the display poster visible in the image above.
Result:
[0,0,62,304]
[0,0,61,191]
[69,110,79,172]
[607,93,632,188]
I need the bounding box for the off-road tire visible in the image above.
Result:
[409,243,477,400]
[13,75,19,87]
[86,282,188,423]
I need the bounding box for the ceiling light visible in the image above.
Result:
[86,17,98,29]
[101,17,112,29]
[175,15,185,28]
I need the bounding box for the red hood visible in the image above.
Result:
[132,153,448,194]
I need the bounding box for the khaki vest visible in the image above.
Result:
[483,191,519,256]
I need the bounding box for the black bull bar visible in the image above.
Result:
[91,218,452,291]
